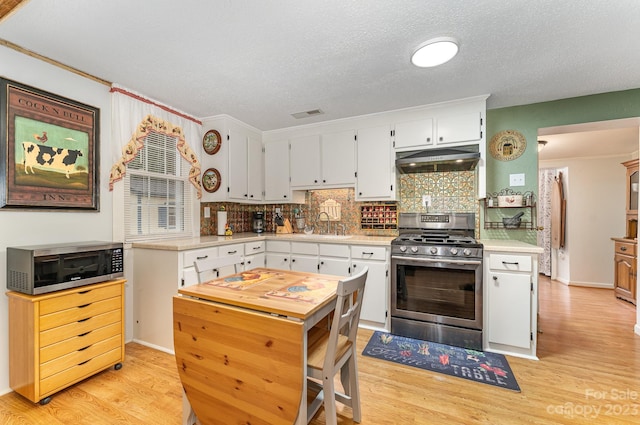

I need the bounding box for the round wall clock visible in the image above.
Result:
[202,129,222,155]
[202,168,221,193]
[489,130,527,161]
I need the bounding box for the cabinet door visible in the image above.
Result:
[243,253,265,271]
[319,257,350,277]
[247,134,263,201]
[266,253,290,269]
[321,130,356,186]
[291,255,318,273]
[355,125,394,200]
[227,130,248,200]
[393,118,434,150]
[290,135,321,187]
[614,253,634,297]
[487,272,531,349]
[264,140,292,202]
[435,112,481,145]
[352,260,387,326]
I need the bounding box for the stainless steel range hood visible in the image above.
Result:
[395,145,480,173]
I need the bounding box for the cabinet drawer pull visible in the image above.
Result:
[196,255,208,260]
[252,246,260,250]
[362,252,374,256]
[502,261,519,265]
[78,359,91,366]
[78,290,91,294]
[78,303,92,309]
[78,345,91,352]
[227,250,237,254]
[78,331,92,337]
[77,317,91,323]
[620,246,627,251]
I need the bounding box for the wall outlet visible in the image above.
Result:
[422,195,431,207]
[510,173,525,186]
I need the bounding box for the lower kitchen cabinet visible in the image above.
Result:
[483,249,539,360]
[7,279,125,404]
[351,245,389,330]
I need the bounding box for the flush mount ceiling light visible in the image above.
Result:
[538,140,548,152]
[411,37,459,68]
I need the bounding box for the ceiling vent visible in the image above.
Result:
[291,109,324,119]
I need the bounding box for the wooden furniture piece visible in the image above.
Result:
[612,238,637,305]
[306,266,368,425]
[7,279,125,405]
[193,253,242,283]
[623,158,639,239]
[173,268,342,425]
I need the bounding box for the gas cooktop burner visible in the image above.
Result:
[394,233,478,245]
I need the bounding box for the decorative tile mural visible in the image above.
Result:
[200,170,479,237]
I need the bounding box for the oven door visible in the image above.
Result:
[391,254,482,330]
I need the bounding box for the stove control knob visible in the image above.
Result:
[411,246,419,253]
[450,247,459,255]
[429,247,438,255]
[463,249,472,256]
[399,246,407,253]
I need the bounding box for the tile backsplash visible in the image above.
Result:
[200,170,478,237]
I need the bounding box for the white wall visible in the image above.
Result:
[0,46,114,395]
[540,154,629,287]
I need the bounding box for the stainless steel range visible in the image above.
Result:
[391,212,483,349]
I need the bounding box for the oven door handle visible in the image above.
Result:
[391,255,482,266]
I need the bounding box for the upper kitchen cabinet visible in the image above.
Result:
[227,120,263,202]
[289,131,356,189]
[264,139,304,203]
[355,125,396,201]
[393,111,482,152]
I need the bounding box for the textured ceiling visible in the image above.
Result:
[1,0,640,133]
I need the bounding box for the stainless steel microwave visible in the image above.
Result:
[6,241,124,295]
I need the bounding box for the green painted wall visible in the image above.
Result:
[484,88,640,242]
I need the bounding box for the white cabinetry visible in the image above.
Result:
[393,118,434,150]
[265,240,291,269]
[264,139,304,203]
[355,125,395,201]
[243,240,265,270]
[290,241,319,273]
[228,122,263,202]
[393,111,481,151]
[484,250,539,360]
[351,245,389,329]
[290,131,356,189]
[318,243,351,276]
[435,112,482,145]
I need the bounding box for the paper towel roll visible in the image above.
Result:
[217,211,227,236]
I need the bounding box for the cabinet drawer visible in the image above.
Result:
[266,240,290,253]
[319,243,350,258]
[40,347,122,396]
[40,309,122,347]
[489,254,532,272]
[39,284,122,315]
[40,297,122,331]
[245,240,265,254]
[351,245,387,261]
[291,242,318,255]
[40,322,121,363]
[219,243,244,257]
[183,247,219,267]
[40,334,121,379]
[615,241,637,257]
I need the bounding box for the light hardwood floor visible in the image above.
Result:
[1,276,639,424]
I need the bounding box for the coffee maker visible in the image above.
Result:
[252,211,265,233]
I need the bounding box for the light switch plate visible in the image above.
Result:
[510,173,525,186]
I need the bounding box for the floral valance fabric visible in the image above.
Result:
[109,114,202,198]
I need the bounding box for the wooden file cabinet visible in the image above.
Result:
[7,279,125,404]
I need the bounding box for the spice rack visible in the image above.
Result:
[360,204,397,230]
[484,189,537,230]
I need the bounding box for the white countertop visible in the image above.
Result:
[132,232,395,251]
[479,239,544,254]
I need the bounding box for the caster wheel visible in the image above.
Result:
[39,396,52,405]
[114,362,123,371]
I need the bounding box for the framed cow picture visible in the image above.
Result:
[0,78,99,210]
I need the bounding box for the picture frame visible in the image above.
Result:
[0,78,100,210]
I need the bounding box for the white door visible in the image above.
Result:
[487,271,531,349]
[436,112,481,145]
[394,118,434,150]
[266,253,290,269]
[290,135,321,187]
[355,125,394,200]
[247,134,263,201]
[352,259,387,325]
[321,130,356,186]
[318,257,351,277]
[291,255,318,273]
[264,139,291,202]
[227,130,248,199]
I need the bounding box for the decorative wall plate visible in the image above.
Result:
[489,130,527,161]
[202,129,222,155]
[202,168,221,193]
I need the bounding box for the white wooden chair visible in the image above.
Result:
[306,266,368,425]
[193,254,243,283]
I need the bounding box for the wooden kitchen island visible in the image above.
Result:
[173,268,341,425]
